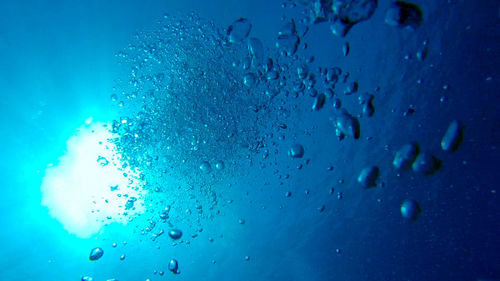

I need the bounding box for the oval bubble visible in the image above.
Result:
[89,247,104,261]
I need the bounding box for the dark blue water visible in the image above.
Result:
[0,0,498,280]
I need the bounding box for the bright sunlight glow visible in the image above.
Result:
[41,120,146,238]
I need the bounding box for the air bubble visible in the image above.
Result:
[168,229,183,240]
[89,247,104,261]
[199,161,212,174]
[401,199,421,220]
[441,120,462,152]
[289,144,305,158]
[357,166,379,188]
[227,18,252,43]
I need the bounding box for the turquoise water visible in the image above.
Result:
[0,0,498,280]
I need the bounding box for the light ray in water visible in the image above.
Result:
[40,120,146,238]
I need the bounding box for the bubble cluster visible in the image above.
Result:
[309,0,378,36]
[108,15,293,237]
[81,0,473,276]
[111,14,279,186]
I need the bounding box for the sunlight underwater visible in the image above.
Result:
[40,120,146,238]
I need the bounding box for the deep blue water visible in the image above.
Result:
[0,0,499,280]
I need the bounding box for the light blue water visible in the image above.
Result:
[0,1,498,280]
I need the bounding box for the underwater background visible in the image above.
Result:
[0,0,498,280]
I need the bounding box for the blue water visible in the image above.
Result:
[0,0,499,280]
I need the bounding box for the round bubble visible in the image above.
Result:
[401,199,421,220]
[289,144,305,158]
[243,73,258,87]
[199,161,212,174]
[215,160,225,170]
[168,229,183,240]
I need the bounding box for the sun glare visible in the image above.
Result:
[40,120,146,238]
